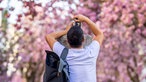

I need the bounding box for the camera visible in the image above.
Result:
[73,22,81,27]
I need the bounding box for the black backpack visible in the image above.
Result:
[43,48,69,82]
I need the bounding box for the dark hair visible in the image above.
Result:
[67,22,84,48]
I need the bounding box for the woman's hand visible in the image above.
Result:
[73,14,89,22]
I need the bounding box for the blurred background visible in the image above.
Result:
[0,0,146,82]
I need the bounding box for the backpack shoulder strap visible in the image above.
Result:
[60,48,68,60]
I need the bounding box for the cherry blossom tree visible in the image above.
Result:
[0,0,78,82]
[77,0,146,82]
[0,0,146,82]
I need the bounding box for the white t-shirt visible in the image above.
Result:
[53,40,100,82]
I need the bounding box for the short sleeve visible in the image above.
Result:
[53,41,65,57]
[86,40,100,57]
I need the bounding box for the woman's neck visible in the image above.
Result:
[70,45,83,49]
